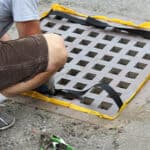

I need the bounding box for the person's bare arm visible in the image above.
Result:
[16,20,41,38]
[1,71,51,97]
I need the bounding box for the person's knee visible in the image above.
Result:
[43,33,67,72]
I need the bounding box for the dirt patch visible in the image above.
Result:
[0,101,119,150]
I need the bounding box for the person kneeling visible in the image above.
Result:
[0,33,67,130]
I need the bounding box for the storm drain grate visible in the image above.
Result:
[40,13,150,117]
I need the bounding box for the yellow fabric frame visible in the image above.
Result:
[41,4,150,30]
[24,4,150,120]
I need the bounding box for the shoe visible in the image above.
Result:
[35,77,55,95]
[0,110,15,131]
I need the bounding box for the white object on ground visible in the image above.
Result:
[0,93,7,103]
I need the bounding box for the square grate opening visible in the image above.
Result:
[65,36,76,42]
[79,40,91,45]
[109,68,121,75]
[126,50,138,56]
[135,62,147,70]
[103,35,114,41]
[77,60,89,66]
[102,55,113,61]
[95,43,106,49]
[119,38,130,44]
[71,48,82,54]
[45,22,56,27]
[117,81,130,89]
[58,78,70,86]
[118,59,130,65]
[88,31,99,37]
[73,28,84,34]
[134,41,146,48]
[110,46,122,53]
[86,51,97,58]
[90,87,103,94]
[59,25,70,31]
[92,64,105,71]
[67,57,73,63]
[143,54,150,60]
[100,77,113,84]
[67,69,80,76]
[83,73,96,80]
[126,72,138,79]
[73,82,87,90]
[81,97,94,105]
[98,101,113,110]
